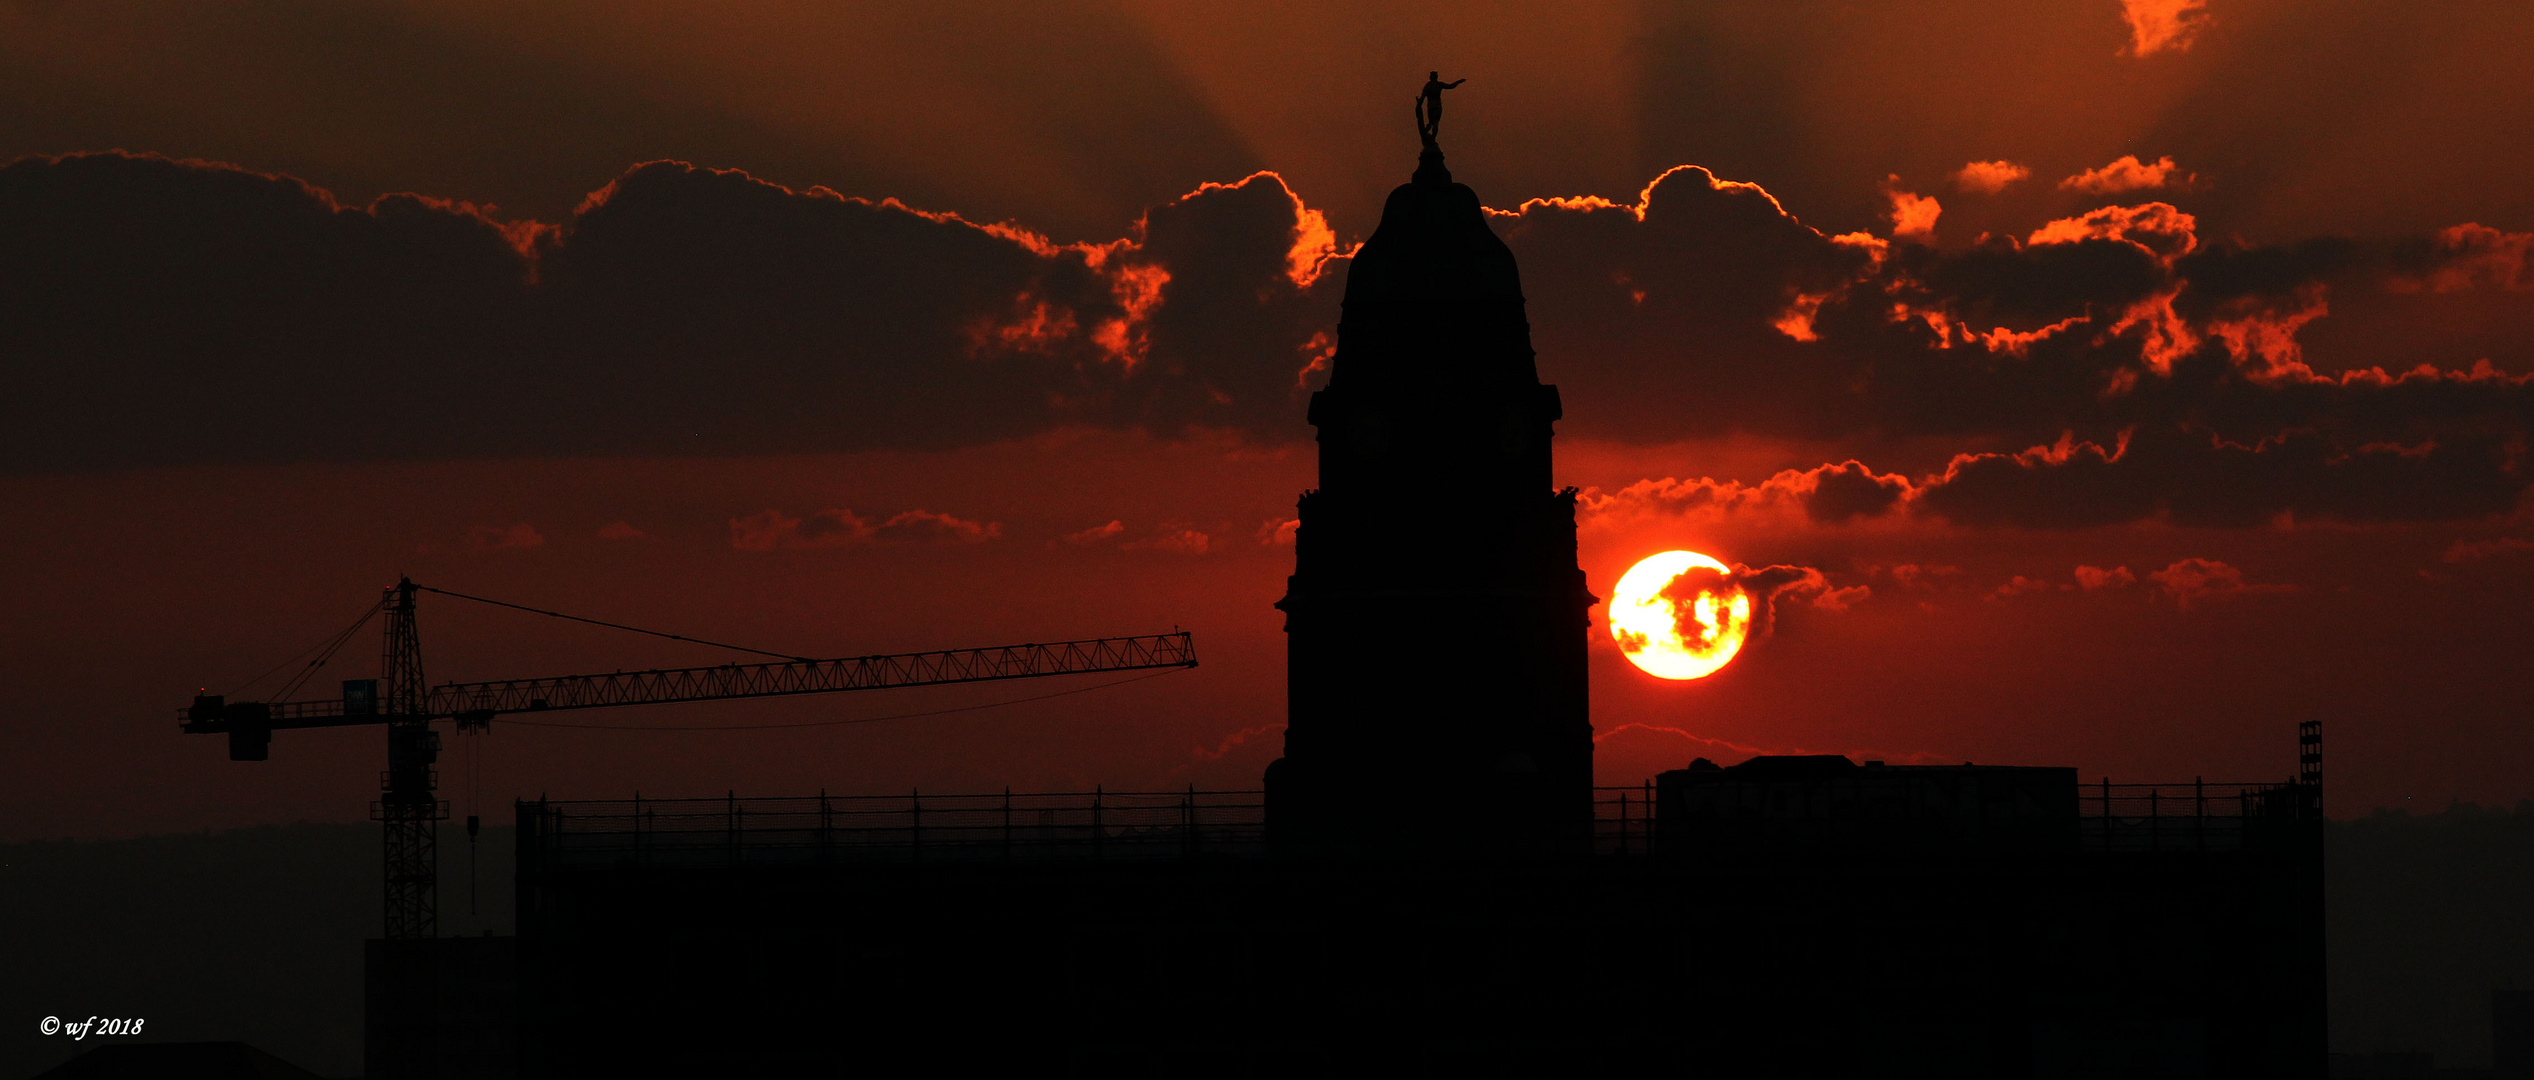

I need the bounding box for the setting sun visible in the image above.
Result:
[1610,550,1752,680]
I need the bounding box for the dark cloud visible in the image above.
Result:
[1652,562,1742,655]
[1497,170,2534,524]
[2017,418,2525,530]
[1600,423,2522,531]
[870,510,1001,545]
[0,0,1261,239]
[1802,461,1910,523]
[1114,172,1341,436]
[1591,418,2522,531]
[1623,1,2534,245]
[727,507,999,550]
[7,148,2531,530]
[2388,224,2534,293]
[1898,230,2168,329]
[1730,562,1831,641]
[1623,558,1831,661]
[1058,520,1127,546]
[2075,565,2136,591]
[0,152,538,470]
[532,158,1124,453]
[0,152,1331,472]
[2443,536,2534,564]
[730,509,871,551]
[2146,557,2294,610]
[1579,459,1913,523]
[1990,574,2056,600]
[464,523,545,551]
[1120,524,1213,555]
[1488,165,1884,440]
[1498,164,2533,462]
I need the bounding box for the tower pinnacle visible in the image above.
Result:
[1267,108,1595,857]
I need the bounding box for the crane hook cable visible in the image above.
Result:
[411,583,813,663]
[498,666,1186,732]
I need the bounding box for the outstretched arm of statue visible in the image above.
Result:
[1444,79,1465,89]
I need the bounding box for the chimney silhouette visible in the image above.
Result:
[1266,137,1596,856]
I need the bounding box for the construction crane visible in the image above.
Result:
[178,578,1199,941]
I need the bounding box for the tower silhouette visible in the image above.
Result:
[1267,134,1596,855]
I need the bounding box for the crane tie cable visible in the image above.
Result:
[412,583,812,662]
[498,667,1184,731]
[238,598,385,701]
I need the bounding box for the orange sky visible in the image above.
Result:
[4,0,2532,839]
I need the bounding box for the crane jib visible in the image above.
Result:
[178,632,1197,734]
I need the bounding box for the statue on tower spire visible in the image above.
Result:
[1270,76,1595,858]
[1415,71,1465,149]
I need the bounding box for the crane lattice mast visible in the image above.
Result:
[179,577,1198,942]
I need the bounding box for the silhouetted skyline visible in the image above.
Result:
[7,26,2532,1071]
[3,0,2530,853]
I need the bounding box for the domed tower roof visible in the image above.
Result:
[1327,149,1539,394]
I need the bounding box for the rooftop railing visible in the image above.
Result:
[520,789,1268,871]
[2077,779,2319,852]
[521,777,2319,869]
[1597,778,2317,856]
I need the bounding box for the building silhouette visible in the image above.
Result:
[371,128,2328,1078]
[1268,141,1594,856]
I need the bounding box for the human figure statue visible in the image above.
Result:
[1415,71,1465,149]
